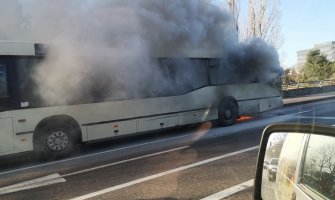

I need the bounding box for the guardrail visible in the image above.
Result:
[283,80,335,91]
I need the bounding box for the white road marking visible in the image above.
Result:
[200,179,254,200]
[63,146,189,177]
[299,116,335,120]
[0,133,194,176]
[70,146,259,200]
[0,146,188,195]
[289,110,312,115]
[0,173,65,195]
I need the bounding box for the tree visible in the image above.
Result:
[282,68,297,85]
[303,50,333,81]
[326,144,335,175]
[226,0,240,36]
[223,0,282,48]
[332,61,335,77]
[245,0,282,48]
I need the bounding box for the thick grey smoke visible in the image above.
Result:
[0,0,26,40]
[0,0,283,105]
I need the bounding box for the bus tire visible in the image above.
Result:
[34,122,78,160]
[218,97,239,126]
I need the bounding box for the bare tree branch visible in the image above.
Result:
[226,0,240,36]
[245,0,282,48]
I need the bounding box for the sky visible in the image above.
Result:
[237,0,335,69]
[280,0,335,68]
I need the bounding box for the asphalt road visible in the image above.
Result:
[1,98,335,200]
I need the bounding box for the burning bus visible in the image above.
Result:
[0,41,282,159]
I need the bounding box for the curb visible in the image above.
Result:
[284,96,335,107]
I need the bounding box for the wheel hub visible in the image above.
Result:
[47,130,69,151]
[224,110,232,118]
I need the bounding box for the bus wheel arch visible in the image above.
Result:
[218,96,239,126]
[33,115,82,159]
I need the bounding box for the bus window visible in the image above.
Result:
[0,65,8,97]
[209,59,235,85]
[16,58,43,108]
[163,58,209,95]
[300,135,335,199]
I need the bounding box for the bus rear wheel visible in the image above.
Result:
[218,97,239,126]
[34,123,77,160]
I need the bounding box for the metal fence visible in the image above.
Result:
[283,80,335,91]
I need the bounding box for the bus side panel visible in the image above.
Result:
[14,133,33,153]
[179,109,217,125]
[0,117,14,155]
[219,83,281,101]
[137,115,179,132]
[238,97,282,115]
[238,100,260,115]
[259,97,283,112]
[86,119,137,140]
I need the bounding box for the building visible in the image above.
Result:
[297,41,335,66]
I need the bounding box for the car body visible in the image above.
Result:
[267,158,278,181]
[263,160,269,170]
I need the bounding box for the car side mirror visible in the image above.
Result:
[254,124,335,200]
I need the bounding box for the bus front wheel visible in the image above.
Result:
[34,123,78,160]
[218,97,239,126]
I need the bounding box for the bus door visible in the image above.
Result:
[0,60,14,154]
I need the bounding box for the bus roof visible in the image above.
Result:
[0,41,46,56]
[154,48,222,58]
[0,41,222,58]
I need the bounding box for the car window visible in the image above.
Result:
[300,135,335,199]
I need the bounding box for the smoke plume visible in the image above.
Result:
[0,0,283,105]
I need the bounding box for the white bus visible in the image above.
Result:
[0,41,282,159]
